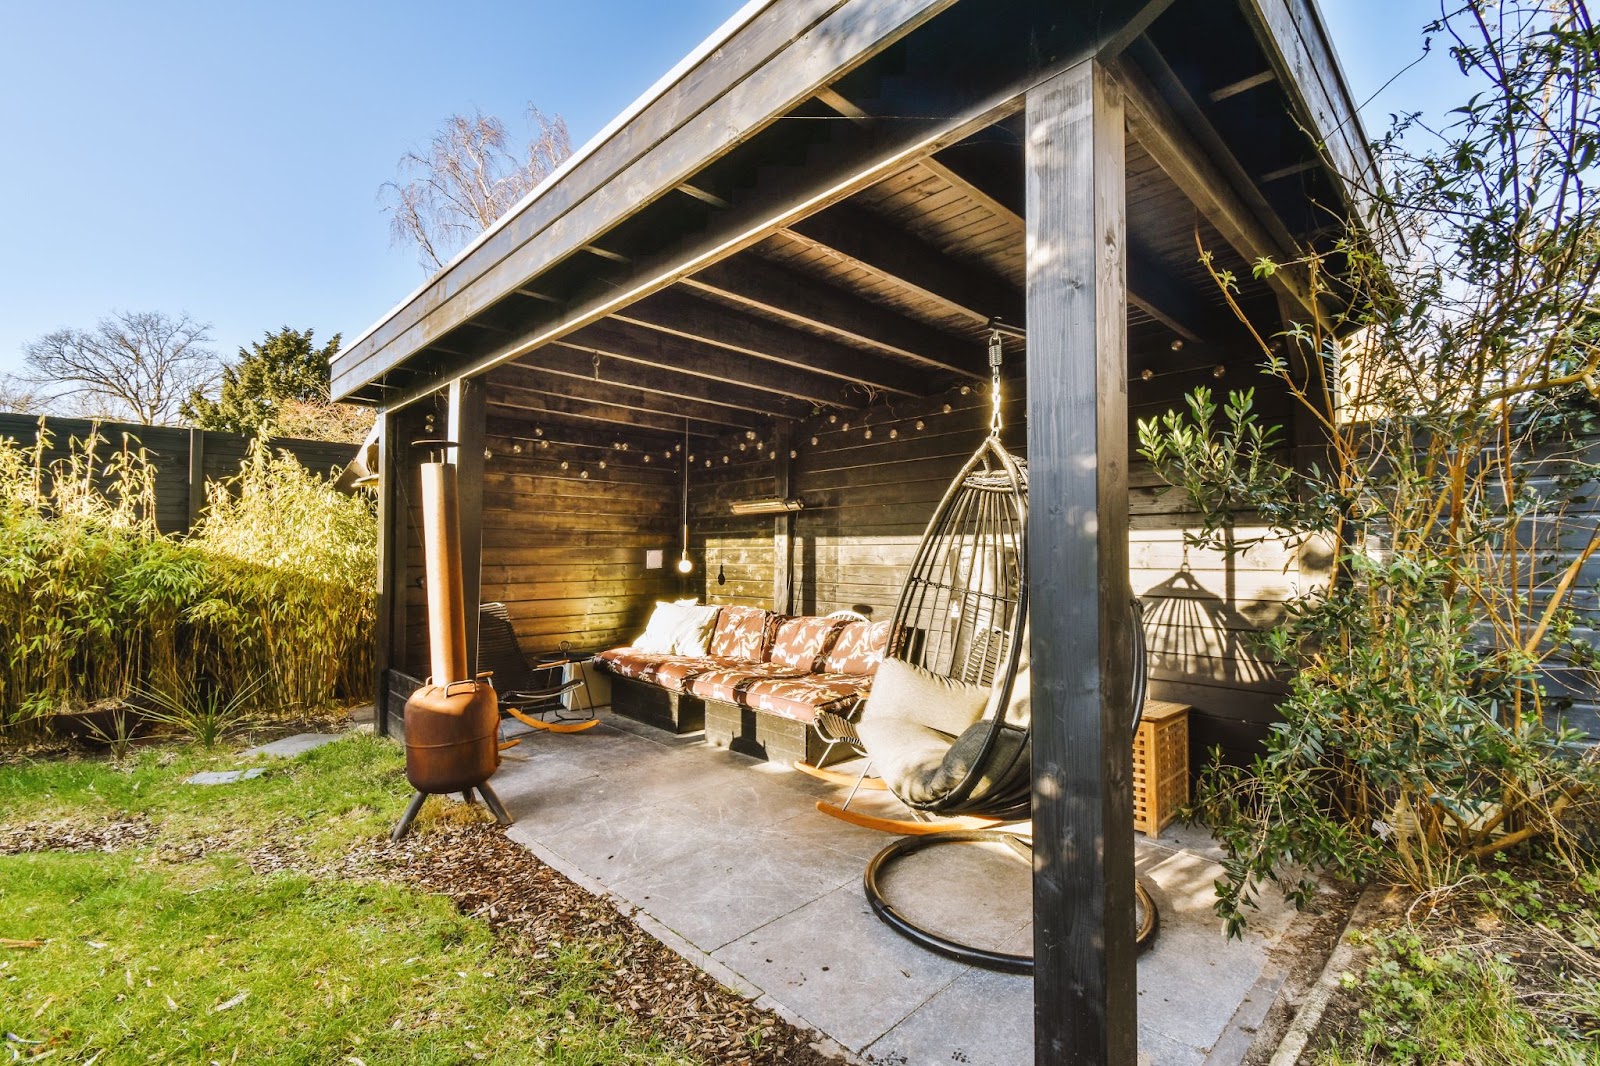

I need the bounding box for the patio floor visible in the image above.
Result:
[489,709,1313,1064]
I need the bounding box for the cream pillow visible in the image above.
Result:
[861,657,991,737]
[634,602,720,656]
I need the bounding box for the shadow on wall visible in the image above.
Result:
[1141,563,1283,690]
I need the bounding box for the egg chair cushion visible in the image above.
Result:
[856,658,993,803]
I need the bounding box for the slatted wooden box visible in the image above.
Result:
[1132,700,1190,835]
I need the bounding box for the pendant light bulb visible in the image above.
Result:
[677,554,694,575]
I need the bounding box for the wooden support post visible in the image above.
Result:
[186,427,205,532]
[1025,60,1136,1066]
[374,411,409,737]
[773,423,794,613]
[448,377,488,675]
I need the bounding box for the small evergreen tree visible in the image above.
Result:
[183,327,342,436]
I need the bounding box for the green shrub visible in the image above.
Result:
[0,424,375,736]
[1138,2,1600,933]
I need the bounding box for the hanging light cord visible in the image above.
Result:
[988,328,1004,437]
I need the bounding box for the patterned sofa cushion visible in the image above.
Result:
[741,672,875,725]
[686,661,806,705]
[768,616,847,672]
[707,605,780,661]
[651,655,747,693]
[593,647,676,684]
[821,619,894,676]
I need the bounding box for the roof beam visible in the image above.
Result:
[924,150,1217,342]
[559,318,870,409]
[1112,47,1318,314]
[1208,69,1275,103]
[613,289,931,397]
[520,341,810,418]
[682,256,985,380]
[783,202,1024,325]
[487,377,748,437]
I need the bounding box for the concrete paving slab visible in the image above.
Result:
[185,768,265,785]
[713,882,970,1053]
[864,963,1031,1065]
[242,733,342,759]
[492,710,1311,1064]
[611,836,863,952]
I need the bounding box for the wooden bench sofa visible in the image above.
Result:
[594,605,891,765]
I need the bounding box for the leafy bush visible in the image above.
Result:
[0,424,375,737]
[1138,2,1600,932]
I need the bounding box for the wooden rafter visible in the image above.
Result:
[784,202,1023,325]
[924,150,1216,343]
[1113,44,1318,314]
[559,318,868,409]
[681,256,985,380]
[487,377,750,437]
[518,341,810,419]
[614,289,930,397]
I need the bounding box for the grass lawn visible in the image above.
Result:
[0,735,702,1064]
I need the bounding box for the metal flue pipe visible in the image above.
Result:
[392,446,511,840]
[419,461,469,683]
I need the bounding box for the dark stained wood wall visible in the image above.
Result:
[402,422,682,668]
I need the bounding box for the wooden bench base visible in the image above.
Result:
[608,675,706,734]
[703,698,850,767]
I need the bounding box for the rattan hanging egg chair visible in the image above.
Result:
[811,326,1159,964]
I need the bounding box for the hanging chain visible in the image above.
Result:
[988,328,1004,437]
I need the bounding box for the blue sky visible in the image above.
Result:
[0,1,1460,380]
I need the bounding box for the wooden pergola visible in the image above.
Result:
[334,2,1372,1060]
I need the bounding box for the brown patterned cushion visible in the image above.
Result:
[741,672,875,725]
[686,661,806,705]
[821,619,894,676]
[768,616,847,672]
[651,655,748,693]
[707,605,779,661]
[593,648,676,684]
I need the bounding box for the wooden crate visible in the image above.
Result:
[1132,700,1190,835]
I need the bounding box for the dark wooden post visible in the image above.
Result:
[448,377,488,674]
[186,427,205,532]
[772,423,795,613]
[374,410,409,737]
[1025,59,1136,1065]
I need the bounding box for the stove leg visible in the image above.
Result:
[476,783,513,827]
[392,791,428,841]
[461,790,474,806]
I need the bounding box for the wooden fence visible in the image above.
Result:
[0,414,361,535]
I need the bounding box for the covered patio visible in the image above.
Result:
[333,1,1372,1061]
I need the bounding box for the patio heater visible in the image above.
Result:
[391,440,512,841]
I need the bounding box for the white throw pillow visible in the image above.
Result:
[672,603,721,656]
[634,602,721,656]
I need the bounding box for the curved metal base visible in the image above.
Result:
[863,830,1158,973]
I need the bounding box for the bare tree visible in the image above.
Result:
[21,311,220,426]
[0,374,45,415]
[382,106,573,271]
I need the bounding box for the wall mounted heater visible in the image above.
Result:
[728,497,804,516]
